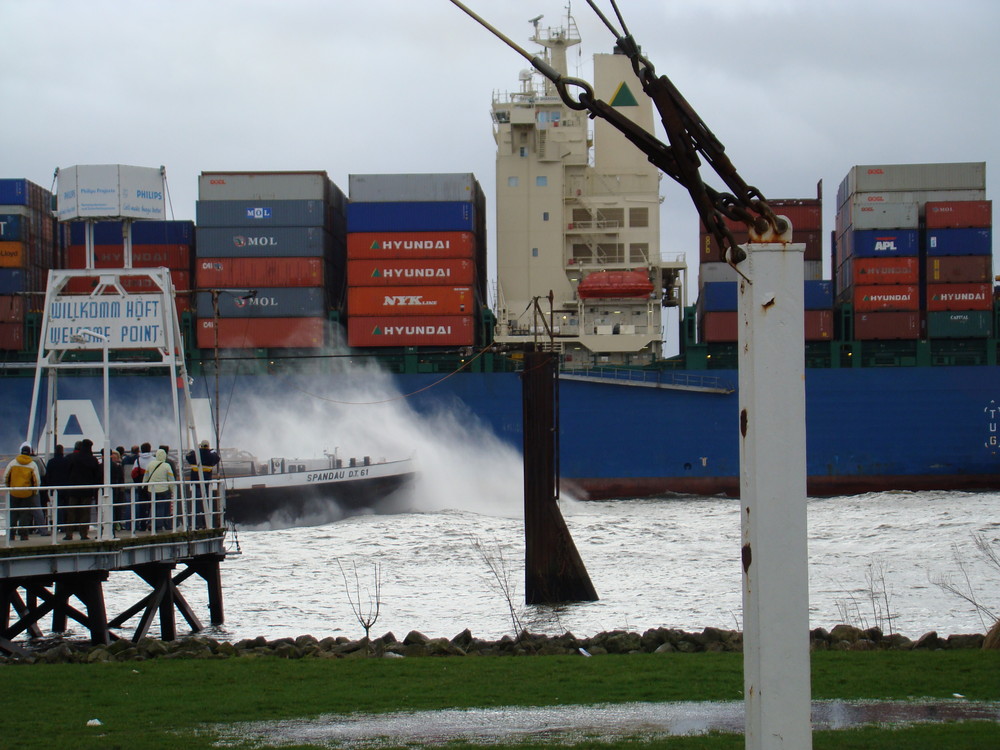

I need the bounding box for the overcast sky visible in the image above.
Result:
[5,0,999,286]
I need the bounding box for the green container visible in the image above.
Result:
[927,310,993,339]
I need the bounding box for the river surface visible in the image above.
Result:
[96,489,1000,643]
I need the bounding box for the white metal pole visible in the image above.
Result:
[101,338,112,540]
[737,241,812,750]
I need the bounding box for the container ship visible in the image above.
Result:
[0,17,997,500]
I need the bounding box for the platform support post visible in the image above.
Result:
[738,242,812,750]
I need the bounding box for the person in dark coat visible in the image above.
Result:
[64,439,101,540]
[110,449,128,532]
[185,439,221,529]
[45,444,71,530]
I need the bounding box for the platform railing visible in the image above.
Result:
[0,479,226,549]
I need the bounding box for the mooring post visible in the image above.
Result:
[738,240,812,749]
[522,350,597,604]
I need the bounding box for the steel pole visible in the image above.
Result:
[737,241,812,749]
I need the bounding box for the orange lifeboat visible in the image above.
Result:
[577,270,653,299]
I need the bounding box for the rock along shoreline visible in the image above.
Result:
[5,623,998,664]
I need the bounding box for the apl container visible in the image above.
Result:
[196,257,326,288]
[66,244,192,269]
[347,315,475,347]
[347,258,476,286]
[924,228,992,257]
[925,283,992,311]
[198,171,336,202]
[196,287,328,318]
[196,200,329,228]
[924,200,993,229]
[347,201,477,233]
[349,173,480,203]
[852,285,920,312]
[843,229,919,259]
[926,310,993,338]
[347,231,478,260]
[854,311,921,340]
[196,316,326,349]
[348,286,474,317]
[926,256,993,283]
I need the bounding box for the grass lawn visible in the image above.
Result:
[1,651,997,749]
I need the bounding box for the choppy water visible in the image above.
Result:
[95,489,1000,643]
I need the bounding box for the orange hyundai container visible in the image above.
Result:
[196,257,325,288]
[851,257,920,285]
[348,286,474,316]
[347,315,475,347]
[926,283,992,311]
[347,231,477,260]
[66,244,192,269]
[347,258,475,287]
[196,316,326,349]
[852,284,919,312]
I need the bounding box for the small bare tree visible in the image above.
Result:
[338,559,382,647]
[472,535,524,639]
[932,533,999,633]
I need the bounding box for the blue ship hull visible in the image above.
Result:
[3,365,997,499]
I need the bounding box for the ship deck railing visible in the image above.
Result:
[560,367,735,394]
[0,479,226,551]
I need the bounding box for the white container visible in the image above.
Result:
[837,162,986,207]
[198,171,339,205]
[349,173,480,203]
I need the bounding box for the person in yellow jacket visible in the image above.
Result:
[4,444,41,541]
[142,448,176,533]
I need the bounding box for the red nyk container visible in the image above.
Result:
[852,285,919,312]
[925,283,992,311]
[347,231,477,260]
[347,258,476,287]
[924,200,992,229]
[196,317,326,349]
[348,286,474,316]
[348,315,475,347]
[197,257,325,288]
[854,311,921,340]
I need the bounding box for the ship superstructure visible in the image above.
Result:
[491,14,685,367]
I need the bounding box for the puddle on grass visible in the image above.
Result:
[213,700,1000,747]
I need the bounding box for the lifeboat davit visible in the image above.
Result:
[577,270,654,299]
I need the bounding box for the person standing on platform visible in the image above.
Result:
[185,439,220,529]
[109,449,128,533]
[44,444,70,532]
[133,442,155,531]
[4,443,40,541]
[64,439,100,540]
[143,448,176,533]
[18,442,48,535]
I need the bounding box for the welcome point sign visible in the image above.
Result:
[45,293,166,350]
[56,164,166,221]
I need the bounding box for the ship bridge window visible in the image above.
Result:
[629,207,649,227]
[495,110,510,123]
[508,176,519,187]
[543,212,549,221]
[629,243,650,263]
[519,147,527,157]
[532,248,538,257]
[536,176,548,187]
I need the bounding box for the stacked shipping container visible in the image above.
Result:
[63,220,195,311]
[834,163,991,340]
[696,197,828,343]
[345,174,486,348]
[194,172,346,350]
[0,179,58,350]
